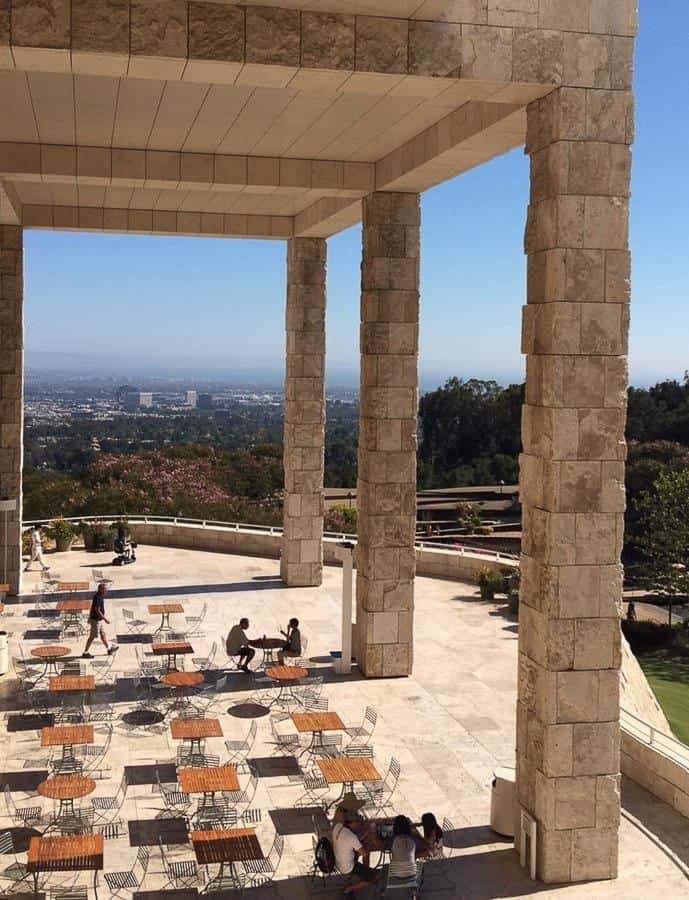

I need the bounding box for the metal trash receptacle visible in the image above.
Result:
[490,766,516,836]
[0,631,8,676]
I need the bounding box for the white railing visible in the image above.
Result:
[22,514,518,564]
[621,707,689,770]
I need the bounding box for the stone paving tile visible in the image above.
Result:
[0,546,684,897]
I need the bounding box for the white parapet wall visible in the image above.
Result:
[125,519,517,583]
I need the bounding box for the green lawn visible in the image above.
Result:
[639,651,689,745]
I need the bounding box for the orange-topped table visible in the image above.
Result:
[161,670,205,711]
[152,639,194,672]
[149,601,185,635]
[27,834,103,895]
[38,774,97,824]
[31,644,71,678]
[171,717,223,762]
[179,765,239,797]
[56,597,91,635]
[57,582,90,593]
[191,827,263,891]
[265,665,308,708]
[41,724,94,761]
[49,674,96,692]
[318,756,381,808]
[291,711,345,756]
[56,599,90,612]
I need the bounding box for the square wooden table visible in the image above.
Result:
[152,640,194,672]
[318,757,381,808]
[179,765,239,796]
[148,602,185,635]
[27,833,103,894]
[291,711,345,756]
[56,582,90,593]
[41,724,94,762]
[191,828,263,891]
[49,674,96,692]
[171,717,223,761]
[57,597,91,635]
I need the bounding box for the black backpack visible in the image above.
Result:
[315,835,336,874]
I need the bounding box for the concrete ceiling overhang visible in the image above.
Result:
[0,0,636,235]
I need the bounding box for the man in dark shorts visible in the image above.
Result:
[82,582,118,658]
[331,805,378,893]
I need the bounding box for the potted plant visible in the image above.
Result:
[91,522,108,552]
[47,517,76,553]
[80,520,96,552]
[478,567,504,601]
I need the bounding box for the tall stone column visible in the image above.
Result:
[0,225,23,595]
[281,237,326,587]
[356,191,419,677]
[517,86,633,883]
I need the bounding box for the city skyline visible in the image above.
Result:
[22,0,688,389]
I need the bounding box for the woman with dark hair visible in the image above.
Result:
[390,815,418,887]
[420,812,444,858]
[278,617,302,665]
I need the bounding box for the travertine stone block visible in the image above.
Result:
[356,16,408,75]
[246,5,300,68]
[538,0,590,33]
[512,28,563,84]
[12,0,70,48]
[461,24,512,81]
[357,192,419,678]
[189,2,243,62]
[0,225,23,595]
[519,86,632,884]
[409,21,462,77]
[130,0,187,59]
[301,12,354,70]
[281,238,326,588]
[72,0,128,54]
[0,1,9,45]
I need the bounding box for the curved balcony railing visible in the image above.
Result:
[22,514,520,564]
[621,707,689,769]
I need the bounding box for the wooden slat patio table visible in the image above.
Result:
[265,665,308,708]
[161,670,205,711]
[178,765,239,796]
[49,675,95,692]
[171,717,223,763]
[318,757,381,808]
[27,833,103,895]
[152,640,194,672]
[148,602,185,636]
[37,775,97,826]
[41,724,94,763]
[56,599,91,612]
[31,644,71,678]
[56,582,90,593]
[291,711,345,756]
[191,827,263,891]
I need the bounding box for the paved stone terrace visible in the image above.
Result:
[0,546,686,898]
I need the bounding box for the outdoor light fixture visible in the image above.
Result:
[0,499,17,587]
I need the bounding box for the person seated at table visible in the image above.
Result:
[225,617,255,671]
[332,805,379,894]
[390,815,420,897]
[420,812,444,859]
[277,617,302,665]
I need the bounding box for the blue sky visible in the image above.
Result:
[24,0,688,390]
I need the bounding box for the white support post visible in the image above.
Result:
[333,541,354,675]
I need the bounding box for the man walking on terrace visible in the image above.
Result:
[82,582,118,658]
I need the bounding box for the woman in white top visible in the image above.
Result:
[24,527,48,572]
[390,815,419,894]
[420,812,444,859]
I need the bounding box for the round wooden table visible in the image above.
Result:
[161,670,205,712]
[38,775,96,825]
[265,665,309,707]
[250,637,284,668]
[31,645,71,678]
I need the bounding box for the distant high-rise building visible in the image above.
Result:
[121,391,153,411]
[185,390,198,408]
[198,393,213,410]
